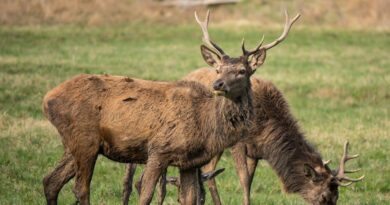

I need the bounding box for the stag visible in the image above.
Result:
[182,68,365,205]
[42,10,274,205]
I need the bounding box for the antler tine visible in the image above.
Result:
[194,10,225,57]
[346,154,359,161]
[323,159,332,165]
[242,35,265,56]
[338,181,353,187]
[340,175,365,182]
[344,168,361,173]
[335,141,365,186]
[261,10,301,50]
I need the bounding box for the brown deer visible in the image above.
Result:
[41,10,285,205]
[125,69,364,205]
[183,68,365,205]
[122,11,303,205]
[168,11,364,204]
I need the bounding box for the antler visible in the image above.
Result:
[241,10,300,56]
[195,10,226,57]
[335,141,365,187]
[241,35,264,56]
[323,159,332,165]
[261,10,301,50]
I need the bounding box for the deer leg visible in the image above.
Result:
[231,144,251,205]
[122,163,137,205]
[157,168,167,205]
[179,168,201,205]
[246,157,258,194]
[135,171,144,196]
[197,169,206,205]
[200,152,223,205]
[71,141,99,205]
[138,157,166,205]
[43,152,76,205]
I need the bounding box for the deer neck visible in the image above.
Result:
[261,127,323,194]
[204,86,253,151]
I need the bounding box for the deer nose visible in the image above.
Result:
[212,79,225,91]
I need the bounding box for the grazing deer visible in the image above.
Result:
[122,10,303,205]
[41,10,280,205]
[181,68,365,205]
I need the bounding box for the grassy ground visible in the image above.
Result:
[0,23,389,204]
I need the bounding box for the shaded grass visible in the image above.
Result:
[0,24,389,204]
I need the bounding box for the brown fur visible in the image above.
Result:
[181,68,340,205]
[42,73,254,204]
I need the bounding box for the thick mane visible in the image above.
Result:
[169,80,254,168]
[252,78,323,193]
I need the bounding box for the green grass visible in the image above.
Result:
[0,23,389,204]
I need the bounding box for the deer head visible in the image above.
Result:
[195,10,300,99]
[301,141,364,205]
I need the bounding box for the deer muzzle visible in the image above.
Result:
[212,79,228,96]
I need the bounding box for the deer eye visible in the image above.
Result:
[238,69,246,75]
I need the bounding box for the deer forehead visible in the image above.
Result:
[219,59,245,71]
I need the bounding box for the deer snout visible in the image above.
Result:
[212,79,225,91]
[212,79,228,96]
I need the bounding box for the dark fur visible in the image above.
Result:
[183,68,339,205]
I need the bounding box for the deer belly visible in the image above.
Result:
[100,138,148,163]
[99,125,149,163]
[173,147,214,169]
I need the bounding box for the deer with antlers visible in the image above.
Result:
[122,11,363,205]
[41,9,287,205]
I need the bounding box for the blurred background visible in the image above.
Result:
[0,0,389,204]
[1,0,390,28]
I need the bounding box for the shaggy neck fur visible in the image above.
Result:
[173,80,253,169]
[262,124,323,194]
[255,85,323,196]
[193,81,253,163]
[211,86,253,147]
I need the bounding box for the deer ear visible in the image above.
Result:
[248,48,266,74]
[304,164,320,181]
[201,45,221,68]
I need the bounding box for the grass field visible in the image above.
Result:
[0,22,389,204]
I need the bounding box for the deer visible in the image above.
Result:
[41,9,287,205]
[181,68,364,205]
[122,14,364,205]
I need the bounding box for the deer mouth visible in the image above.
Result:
[213,90,226,96]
